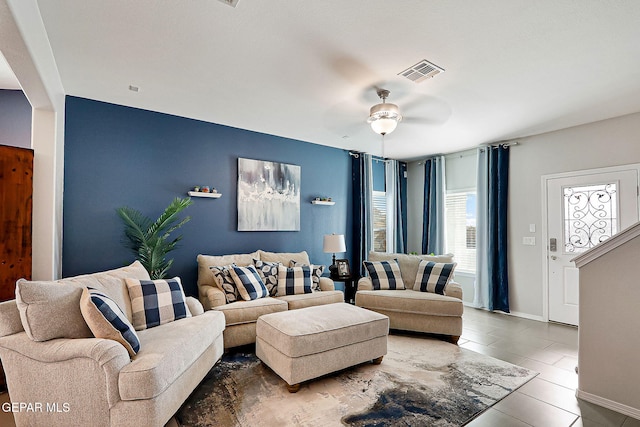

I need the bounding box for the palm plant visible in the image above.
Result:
[116,197,193,279]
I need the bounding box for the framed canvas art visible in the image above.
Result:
[237,158,300,231]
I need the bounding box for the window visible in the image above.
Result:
[370,158,397,253]
[445,191,476,272]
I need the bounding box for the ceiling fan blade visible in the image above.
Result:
[401,95,452,125]
[323,100,368,137]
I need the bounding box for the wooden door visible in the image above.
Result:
[0,144,34,301]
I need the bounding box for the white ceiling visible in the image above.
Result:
[0,50,20,89]
[6,1,640,160]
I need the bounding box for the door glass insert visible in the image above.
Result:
[563,183,618,253]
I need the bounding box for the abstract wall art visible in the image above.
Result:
[237,158,300,231]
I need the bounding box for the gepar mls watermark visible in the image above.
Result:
[2,402,70,413]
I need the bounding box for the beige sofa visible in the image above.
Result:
[197,250,344,348]
[0,262,226,427]
[355,252,463,343]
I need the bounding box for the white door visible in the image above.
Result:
[547,168,639,326]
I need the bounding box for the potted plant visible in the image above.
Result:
[116,197,193,279]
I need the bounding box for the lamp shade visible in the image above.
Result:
[323,234,346,253]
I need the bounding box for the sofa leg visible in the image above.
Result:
[286,383,301,393]
[372,356,384,365]
[450,335,460,345]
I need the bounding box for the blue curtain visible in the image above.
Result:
[422,156,445,255]
[474,145,510,312]
[394,160,408,253]
[351,152,373,278]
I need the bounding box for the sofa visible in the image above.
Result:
[355,252,463,343]
[197,250,344,348]
[0,261,226,427]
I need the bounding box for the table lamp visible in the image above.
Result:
[323,234,346,276]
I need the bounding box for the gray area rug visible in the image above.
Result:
[176,334,537,426]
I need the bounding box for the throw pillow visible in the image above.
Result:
[363,260,405,290]
[210,264,239,303]
[125,277,192,331]
[414,260,457,295]
[289,260,325,291]
[277,265,313,296]
[15,279,92,342]
[80,287,140,357]
[229,265,269,300]
[253,259,281,297]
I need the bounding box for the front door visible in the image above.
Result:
[546,167,639,325]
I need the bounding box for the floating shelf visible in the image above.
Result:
[188,191,222,198]
[311,200,335,205]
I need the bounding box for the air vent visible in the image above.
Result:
[217,0,239,7]
[398,60,444,83]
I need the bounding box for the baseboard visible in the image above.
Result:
[463,304,546,323]
[576,389,640,420]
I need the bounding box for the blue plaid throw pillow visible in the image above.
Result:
[289,260,325,291]
[414,260,457,295]
[125,277,192,331]
[277,265,313,296]
[230,265,269,300]
[80,287,140,357]
[363,260,405,290]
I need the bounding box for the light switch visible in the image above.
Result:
[522,237,536,246]
[529,224,536,233]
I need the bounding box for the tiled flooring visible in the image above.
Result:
[1,307,638,426]
[462,307,639,427]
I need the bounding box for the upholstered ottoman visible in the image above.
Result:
[256,302,389,392]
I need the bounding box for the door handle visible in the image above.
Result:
[550,255,557,260]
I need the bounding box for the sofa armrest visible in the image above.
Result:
[186,296,205,316]
[445,281,463,300]
[318,277,335,291]
[199,284,227,310]
[0,333,130,409]
[357,277,374,291]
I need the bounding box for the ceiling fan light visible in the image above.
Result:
[370,117,398,135]
[368,102,402,135]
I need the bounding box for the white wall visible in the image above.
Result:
[407,112,640,318]
[508,112,640,318]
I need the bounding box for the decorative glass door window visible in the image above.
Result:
[563,183,618,253]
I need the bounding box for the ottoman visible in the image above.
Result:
[256,303,389,392]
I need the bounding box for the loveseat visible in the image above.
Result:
[0,261,225,427]
[197,250,344,348]
[355,252,463,343]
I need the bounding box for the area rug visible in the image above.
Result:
[175,334,537,426]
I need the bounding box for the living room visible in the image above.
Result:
[2,1,640,426]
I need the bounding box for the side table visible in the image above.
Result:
[332,274,355,304]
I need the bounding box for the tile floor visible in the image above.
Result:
[462,307,639,427]
[0,307,638,426]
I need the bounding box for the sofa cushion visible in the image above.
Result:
[356,289,463,317]
[367,252,454,287]
[277,265,313,296]
[414,261,457,295]
[253,259,281,297]
[214,298,287,326]
[56,260,151,322]
[197,252,260,288]
[80,287,140,357]
[258,250,310,265]
[125,277,191,330]
[210,264,239,303]
[363,260,405,290]
[277,290,344,310]
[290,261,325,291]
[118,310,225,401]
[15,280,92,341]
[230,265,269,301]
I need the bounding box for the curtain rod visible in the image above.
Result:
[416,141,520,164]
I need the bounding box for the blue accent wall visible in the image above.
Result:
[63,96,352,296]
[0,90,31,149]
